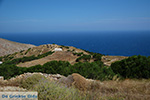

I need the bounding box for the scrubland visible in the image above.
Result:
[1,74,149,100]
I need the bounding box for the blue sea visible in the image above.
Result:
[0,31,150,57]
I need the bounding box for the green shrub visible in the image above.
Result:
[20,50,24,53]
[3,51,54,64]
[92,53,102,61]
[25,48,31,55]
[0,59,115,81]
[0,64,23,79]
[73,52,83,56]
[42,61,71,75]
[111,55,150,79]
[71,61,115,81]
[0,57,2,61]
[76,54,91,62]
[4,55,38,64]
[60,45,69,49]
[37,51,54,58]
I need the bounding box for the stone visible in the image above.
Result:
[0,76,4,81]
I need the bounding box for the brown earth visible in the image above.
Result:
[101,56,128,66]
[2,42,89,60]
[72,73,90,91]
[17,50,127,67]
[17,51,79,67]
[0,38,35,57]
[15,44,90,67]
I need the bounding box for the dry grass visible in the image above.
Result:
[101,55,128,66]
[17,51,79,67]
[58,75,74,87]
[0,73,150,100]
[59,73,150,99]
[72,73,91,91]
[87,79,150,100]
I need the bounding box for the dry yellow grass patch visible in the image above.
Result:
[88,79,150,100]
[72,73,90,91]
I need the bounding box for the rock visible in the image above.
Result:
[9,72,65,83]
[58,75,74,87]
[0,76,4,81]
[1,72,101,91]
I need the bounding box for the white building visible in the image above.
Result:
[54,48,63,51]
[0,61,2,64]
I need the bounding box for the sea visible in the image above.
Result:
[0,31,150,57]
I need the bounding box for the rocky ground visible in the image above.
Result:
[0,72,95,91]
[0,38,35,57]
[0,73,150,100]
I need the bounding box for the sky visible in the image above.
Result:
[0,0,150,33]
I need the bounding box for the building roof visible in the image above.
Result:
[54,48,63,51]
[0,61,2,64]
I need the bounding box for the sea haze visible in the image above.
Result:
[0,31,150,57]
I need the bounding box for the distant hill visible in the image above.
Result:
[0,38,127,67]
[0,38,36,57]
[1,43,91,67]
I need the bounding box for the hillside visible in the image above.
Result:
[0,38,127,67]
[0,39,149,100]
[0,38,35,57]
[17,51,79,67]
[0,72,149,100]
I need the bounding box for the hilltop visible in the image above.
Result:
[0,38,35,57]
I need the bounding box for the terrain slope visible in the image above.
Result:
[0,38,127,67]
[0,38,35,57]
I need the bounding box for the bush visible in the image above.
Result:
[71,62,115,81]
[0,64,23,79]
[0,59,115,81]
[92,53,102,61]
[76,54,91,62]
[0,57,2,61]
[31,79,83,100]
[60,45,69,49]
[3,51,54,64]
[20,74,46,90]
[73,52,83,56]
[37,51,54,59]
[25,48,31,55]
[111,55,150,79]
[4,55,38,64]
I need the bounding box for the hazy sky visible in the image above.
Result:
[0,0,150,33]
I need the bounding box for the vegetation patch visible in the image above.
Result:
[111,55,150,79]
[60,45,69,49]
[25,48,31,55]
[20,74,46,90]
[3,51,54,64]
[76,54,91,62]
[73,52,83,56]
[0,59,116,81]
